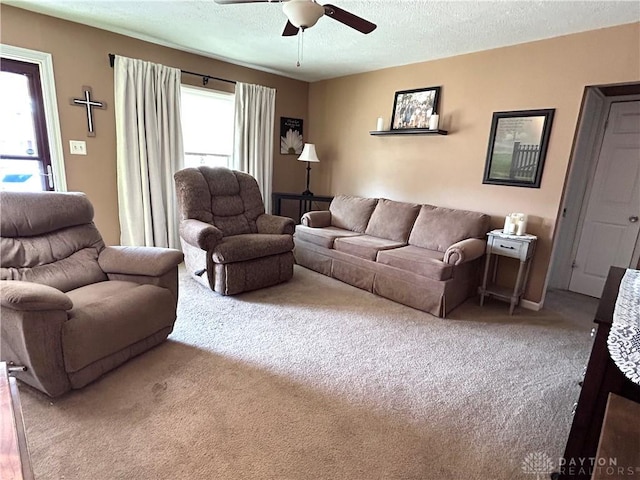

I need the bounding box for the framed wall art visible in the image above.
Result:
[482,109,555,188]
[390,86,441,130]
[280,117,303,155]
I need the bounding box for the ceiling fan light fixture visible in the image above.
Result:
[282,0,324,29]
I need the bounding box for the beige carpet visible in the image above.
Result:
[19,266,597,480]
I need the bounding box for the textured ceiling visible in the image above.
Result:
[5,1,640,82]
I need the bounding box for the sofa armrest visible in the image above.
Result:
[1,281,71,396]
[0,280,73,312]
[443,238,486,265]
[256,214,295,235]
[301,210,331,228]
[179,219,223,251]
[98,246,184,277]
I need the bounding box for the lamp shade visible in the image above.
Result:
[298,143,320,163]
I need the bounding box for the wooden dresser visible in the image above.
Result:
[557,267,640,480]
[0,362,34,480]
[591,393,640,480]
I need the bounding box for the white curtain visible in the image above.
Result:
[114,55,183,248]
[233,82,276,214]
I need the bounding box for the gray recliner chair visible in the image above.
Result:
[0,191,184,397]
[174,166,295,295]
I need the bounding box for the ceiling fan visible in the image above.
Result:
[214,0,377,36]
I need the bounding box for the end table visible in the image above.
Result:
[479,229,537,314]
[271,192,333,224]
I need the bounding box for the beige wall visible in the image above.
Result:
[308,22,640,304]
[1,5,309,245]
[2,5,639,304]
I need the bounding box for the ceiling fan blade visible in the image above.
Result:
[323,4,376,34]
[282,20,299,36]
[214,0,273,4]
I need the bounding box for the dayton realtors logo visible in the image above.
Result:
[521,452,554,479]
[522,452,640,478]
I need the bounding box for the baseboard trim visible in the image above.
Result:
[520,299,542,311]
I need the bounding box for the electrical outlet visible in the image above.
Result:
[69,140,87,155]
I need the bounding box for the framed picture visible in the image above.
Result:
[280,117,303,155]
[390,86,441,130]
[482,109,555,188]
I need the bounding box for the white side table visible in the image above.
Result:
[479,229,537,314]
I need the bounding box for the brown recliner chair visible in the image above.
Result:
[174,166,295,295]
[0,191,184,397]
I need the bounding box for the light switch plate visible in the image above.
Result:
[69,140,87,155]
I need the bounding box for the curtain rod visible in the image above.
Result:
[108,54,236,86]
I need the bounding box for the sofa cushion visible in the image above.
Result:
[63,281,175,373]
[329,195,378,233]
[408,205,490,252]
[206,170,254,237]
[212,234,293,264]
[295,225,362,249]
[1,222,108,292]
[174,167,265,237]
[334,235,405,261]
[365,198,421,242]
[174,167,215,224]
[376,246,452,281]
[0,191,94,238]
[0,191,108,292]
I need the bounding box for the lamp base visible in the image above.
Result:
[302,161,314,197]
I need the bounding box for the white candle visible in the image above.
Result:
[503,215,512,233]
[429,114,439,130]
[516,214,527,235]
[376,117,384,131]
[508,214,518,234]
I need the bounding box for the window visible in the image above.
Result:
[1,44,66,191]
[180,85,234,168]
[1,58,54,191]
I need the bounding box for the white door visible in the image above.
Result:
[569,101,640,297]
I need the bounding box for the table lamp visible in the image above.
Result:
[298,143,319,196]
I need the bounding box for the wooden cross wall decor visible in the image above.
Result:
[70,86,106,137]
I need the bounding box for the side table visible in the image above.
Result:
[271,192,333,224]
[479,229,537,314]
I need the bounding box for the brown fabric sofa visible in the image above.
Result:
[294,195,490,317]
[174,166,295,295]
[0,191,184,397]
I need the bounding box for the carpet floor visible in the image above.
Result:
[19,266,597,480]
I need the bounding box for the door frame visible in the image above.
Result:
[547,89,640,293]
[0,44,67,191]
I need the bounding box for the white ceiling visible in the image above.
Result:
[6,0,640,82]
